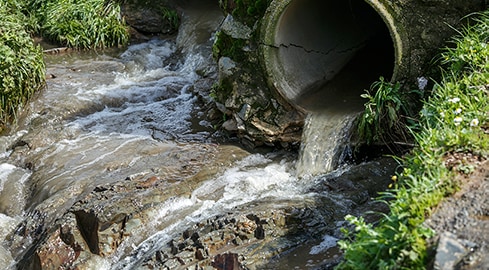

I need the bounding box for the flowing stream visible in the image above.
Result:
[0,2,395,269]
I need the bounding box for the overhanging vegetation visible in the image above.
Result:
[0,0,45,132]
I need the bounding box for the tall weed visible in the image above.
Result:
[0,0,45,131]
[42,0,129,49]
[356,77,420,147]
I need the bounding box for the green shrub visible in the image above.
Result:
[161,6,179,31]
[0,0,45,131]
[356,77,415,145]
[42,0,129,49]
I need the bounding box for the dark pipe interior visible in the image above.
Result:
[274,0,394,113]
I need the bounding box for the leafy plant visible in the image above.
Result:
[356,77,418,147]
[220,0,271,26]
[42,0,129,49]
[161,6,179,31]
[0,0,46,131]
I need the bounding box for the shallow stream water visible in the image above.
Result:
[0,2,395,269]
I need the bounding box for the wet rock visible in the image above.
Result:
[212,253,244,270]
[222,119,238,132]
[131,159,396,269]
[25,213,93,270]
[218,57,237,78]
[36,229,79,269]
[212,9,305,148]
[9,151,397,270]
[11,144,251,269]
[221,15,252,40]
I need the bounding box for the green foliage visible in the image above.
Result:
[213,31,247,61]
[210,77,234,104]
[17,0,129,49]
[338,10,489,270]
[41,0,128,49]
[161,6,179,31]
[220,0,271,26]
[0,0,45,130]
[356,77,419,146]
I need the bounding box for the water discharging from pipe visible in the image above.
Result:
[261,0,395,176]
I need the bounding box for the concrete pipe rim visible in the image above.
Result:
[260,0,403,113]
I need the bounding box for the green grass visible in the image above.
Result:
[161,6,179,31]
[356,77,421,147]
[337,10,489,270]
[0,0,45,131]
[41,0,129,49]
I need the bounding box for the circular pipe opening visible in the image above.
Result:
[262,0,396,113]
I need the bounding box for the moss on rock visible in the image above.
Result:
[219,0,271,26]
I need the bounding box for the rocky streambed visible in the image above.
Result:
[10,152,396,269]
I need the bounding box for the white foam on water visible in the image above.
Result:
[309,235,339,255]
[0,164,17,185]
[64,39,207,141]
[191,154,302,210]
[69,83,197,138]
[119,39,176,72]
[0,163,31,216]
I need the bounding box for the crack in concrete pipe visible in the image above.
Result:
[261,0,398,113]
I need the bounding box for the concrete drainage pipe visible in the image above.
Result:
[261,0,398,113]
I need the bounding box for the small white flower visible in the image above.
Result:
[417,77,428,90]
[449,97,461,103]
[440,112,445,118]
[454,117,463,125]
[470,118,479,127]
[454,108,462,114]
